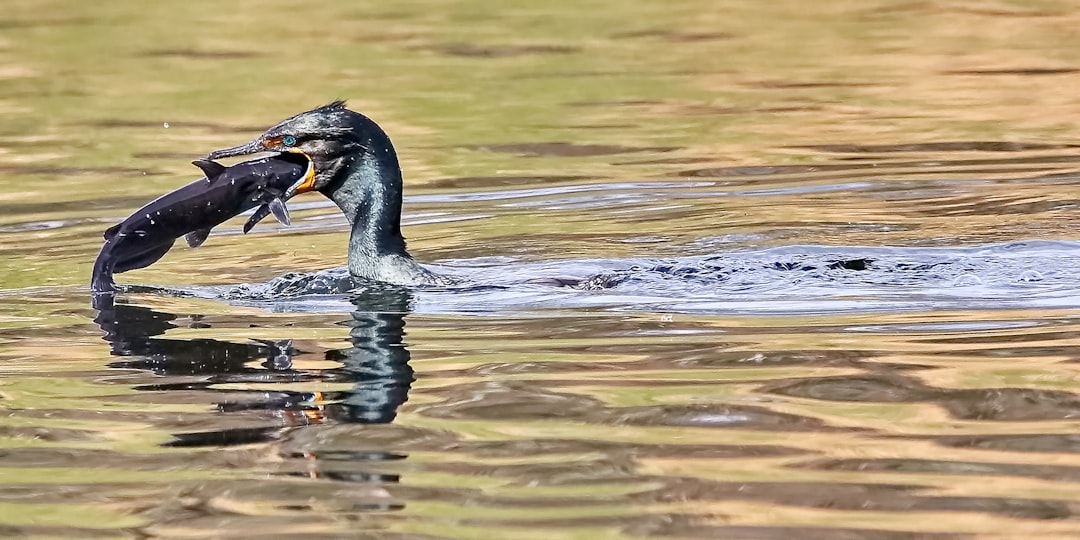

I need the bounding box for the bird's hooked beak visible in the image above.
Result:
[205,139,265,161]
[206,141,319,196]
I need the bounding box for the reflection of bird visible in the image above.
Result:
[93,287,416,447]
[207,101,452,286]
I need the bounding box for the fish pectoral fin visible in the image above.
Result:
[191,159,227,179]
[244,198,291,234]
[243,205,270,233]
[269,198,291,226]
[185,228,211,248]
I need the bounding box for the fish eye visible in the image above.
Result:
[282,135,297,147]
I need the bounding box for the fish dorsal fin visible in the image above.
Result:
[184,228,211,248]
[191,159,227,179]
[269,198,291,226]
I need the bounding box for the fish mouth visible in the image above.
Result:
[283,149,318,197]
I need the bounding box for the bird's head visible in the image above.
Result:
[206,100,371,196]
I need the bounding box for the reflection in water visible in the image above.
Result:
[10,1,1080,535]
[94,288,415,441]
[92,289,414,512]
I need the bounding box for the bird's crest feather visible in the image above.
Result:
[316,100,348,113]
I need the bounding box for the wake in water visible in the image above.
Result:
[200,240,1080,315]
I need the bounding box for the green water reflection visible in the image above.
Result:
[3,0,1080,538]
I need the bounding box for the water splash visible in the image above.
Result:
[208,240,1080,315]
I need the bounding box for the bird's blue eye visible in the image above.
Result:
[282,135,297,146]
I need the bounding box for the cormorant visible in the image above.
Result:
[207,101,450,286]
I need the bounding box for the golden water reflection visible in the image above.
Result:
[3,0,1080,538]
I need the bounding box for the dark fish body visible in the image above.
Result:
[91,152,311,293]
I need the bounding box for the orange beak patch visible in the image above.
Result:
[287,148,317,194]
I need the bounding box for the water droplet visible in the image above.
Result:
[134,230,148,237]
[1019,270,1043,282]
[953,274,983,287]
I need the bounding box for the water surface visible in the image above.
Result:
[4,1,1080,538]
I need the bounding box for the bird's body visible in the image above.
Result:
[91,152,312,293]
[207,101,451,286]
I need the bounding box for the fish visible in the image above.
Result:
[91,151,314,293]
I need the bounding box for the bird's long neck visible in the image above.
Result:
[321,130,435,285]
[326,147,407,256]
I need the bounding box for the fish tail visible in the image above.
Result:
[90,243,116,293]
